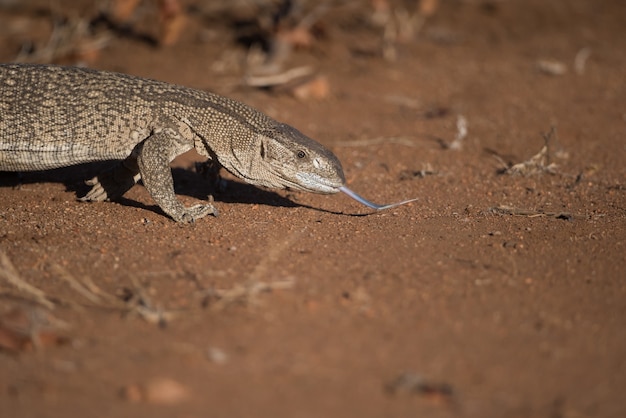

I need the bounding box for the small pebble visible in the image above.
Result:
[122,377,191,405]
[207,347,228,364]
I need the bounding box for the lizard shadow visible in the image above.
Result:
[171,168,369,216]
[1,164,363,216]
[0,162,113,190]
[1,163,295,206]
[170,167,298,208]
[170,168,370,217]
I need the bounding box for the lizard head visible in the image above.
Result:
[249,123,346,194]
[220,122,418,211]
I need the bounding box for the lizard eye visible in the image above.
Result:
[296,150,306,159]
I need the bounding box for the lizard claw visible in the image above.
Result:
[81,176,110,202]
[176,203,219,223]
[81,163,141,202]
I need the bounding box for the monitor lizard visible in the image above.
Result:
[0,64,415,222]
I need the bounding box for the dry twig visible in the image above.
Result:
[447,115,467,150]
[399,163,439,180]
[0,249,55,309]
[48,263,105,305]
[504,127,559,176]
[199,278,295,312]
[490,205,581,221]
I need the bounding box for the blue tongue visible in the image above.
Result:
[339,186,418,211]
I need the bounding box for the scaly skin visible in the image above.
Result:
[0,64,345,222]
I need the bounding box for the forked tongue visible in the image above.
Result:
[339,186,417,211]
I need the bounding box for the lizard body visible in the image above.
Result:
[1,64,414,222]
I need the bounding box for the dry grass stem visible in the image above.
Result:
[48,263,105,305]
[244,66,314,88]
[200,278,295,312]
[490,205,581,220]
[123,276,175,325]
[44,265,178,324]
[201,230,300,310]
[0,249,55,309]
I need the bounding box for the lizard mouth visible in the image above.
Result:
[294,172,344,194]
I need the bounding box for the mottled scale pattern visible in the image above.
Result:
[0,64,346,222]
[0,64,274,171]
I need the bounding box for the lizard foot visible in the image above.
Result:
[175,203,219,223]
[80,176,110,202]
[80,170,141,202]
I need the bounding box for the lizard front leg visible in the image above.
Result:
[137,130,218,223]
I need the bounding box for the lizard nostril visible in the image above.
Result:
[313,158,322,169]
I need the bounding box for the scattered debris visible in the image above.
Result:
[108,0,142,22]
[1,243,294,327]
[243,58,328,99]
[15,17,109,65]
[48,263,108,305]
[0,249,55,309]
[372,0,439,60]
[340,286,374,316]
[243,41,328,100]
[574,47,592,75]
[244,67,314,90]
[489,205,580,221]
[447,114,467,150]
[501,127,560,176]
[198,278,295,312]
[384,94,420,109]
[243,66,314,88]
[106,0,186,47]
[206,347,229,365]
[241,1,329,97]
[122,377,191,405]
[536,59,567,76]
[290,74,330,100]
[385,372,455,406]
[0,306,70,354]
[118,276,177,326]
[399,163,439,180]
[158,0,187,47]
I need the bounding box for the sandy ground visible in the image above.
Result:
[0,1,624,417]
